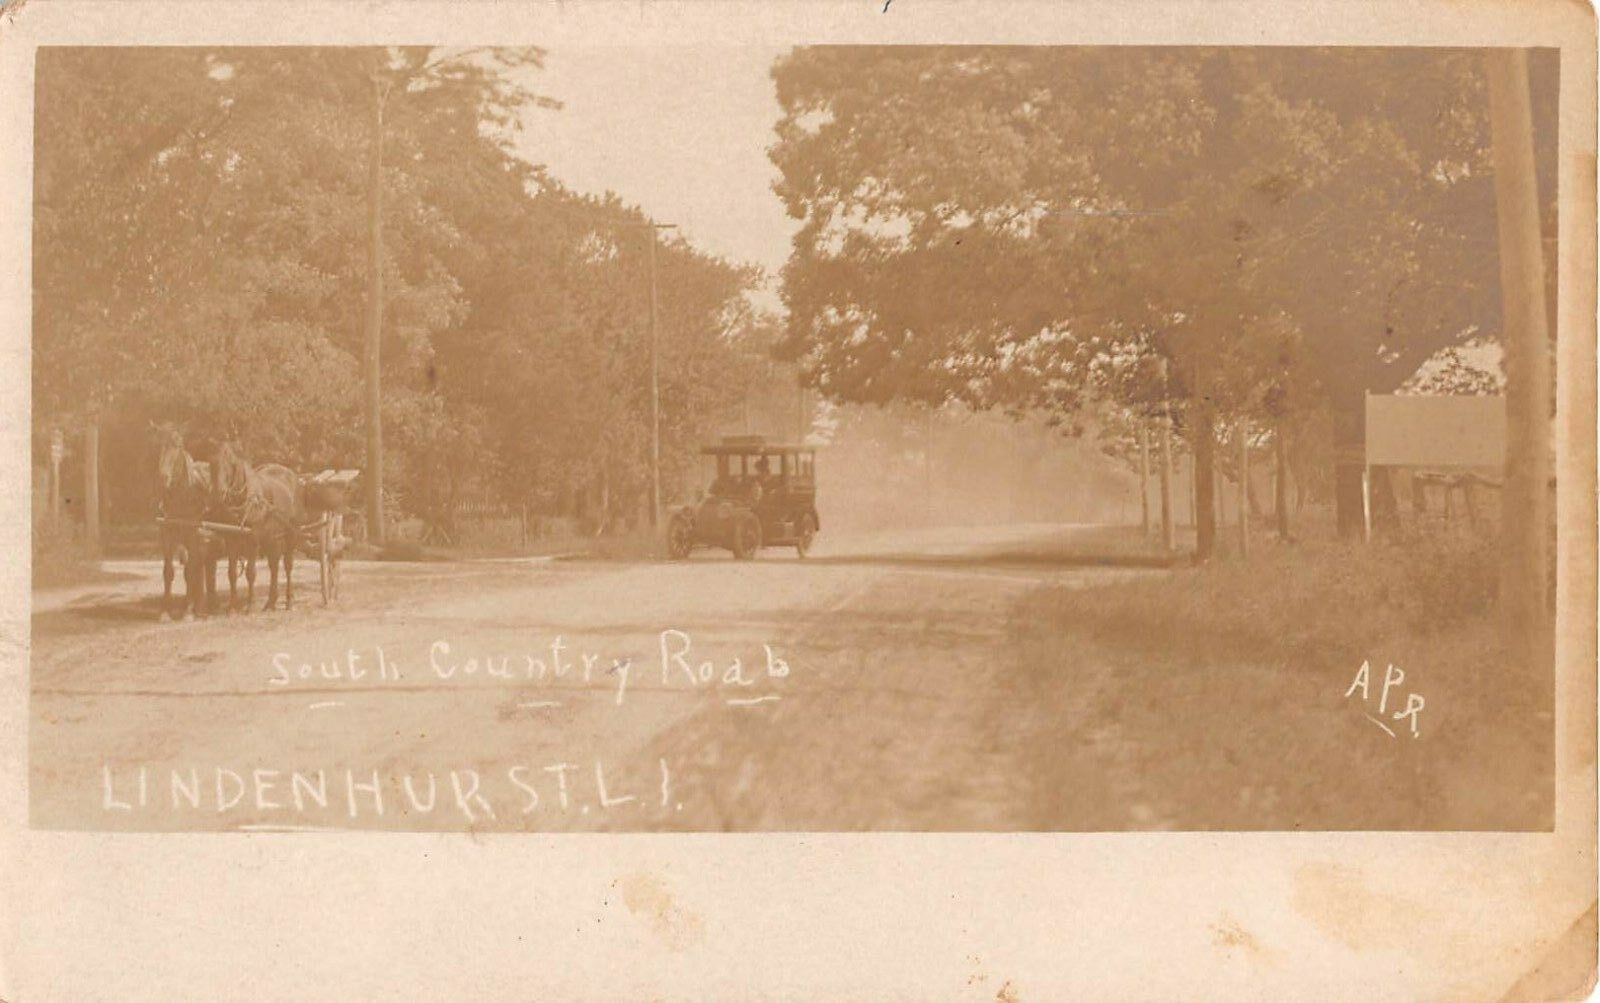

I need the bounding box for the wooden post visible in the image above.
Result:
[1138,420,1152,537]
[1485,48,1552,660]
[83,422,100,553]
[1274,420,1290,540]
[1158,414,1175,552]
[1361,465,1372,543]
[1237,421,1250,558]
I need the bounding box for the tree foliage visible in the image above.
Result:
[767,45,1557,551]
[35,47,772,532]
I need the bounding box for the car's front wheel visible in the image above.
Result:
[667,515,695,560]
[795,513,817,558]
[730,514,762,560]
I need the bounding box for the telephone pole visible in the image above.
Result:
[1485,48,1551,666]
[641,221,676,529]
[365,53,390,546]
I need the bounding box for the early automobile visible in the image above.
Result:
[667,436,820,560]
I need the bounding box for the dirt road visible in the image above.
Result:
[31,524,1159,832]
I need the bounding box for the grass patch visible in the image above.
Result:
[1007,524,1550,830]
[587,525,663,561]
[31,517,121,589]
[1053,527,1500,672]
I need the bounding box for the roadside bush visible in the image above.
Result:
[1033,526,1500,671]
[1376,525,1498,632]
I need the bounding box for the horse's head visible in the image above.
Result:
[151,422,188,494]
[209,440,249,504]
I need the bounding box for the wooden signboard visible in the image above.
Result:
[1361,393,1507,541]
[1364,393,1507,468]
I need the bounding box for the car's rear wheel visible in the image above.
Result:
[795,513,817,558]
[730,514,762,560]
[667,515,695,560]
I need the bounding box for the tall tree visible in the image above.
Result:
[34,47,767,540]
[768,46,1558,554]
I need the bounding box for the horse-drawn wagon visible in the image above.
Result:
[153,424,361,618]
[298,468,361,603]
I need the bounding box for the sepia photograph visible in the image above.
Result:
[25,41,1566,835]
[3,1,1596,999]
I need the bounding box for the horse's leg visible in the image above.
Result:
[283,534,295,610]
[181,540,199,622]
[244,541,257,612]
[263,541,280,612]
[227,544,240,613]
[160,538,175,623]
[203,543,219,617]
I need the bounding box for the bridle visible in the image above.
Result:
[214,446,268,528]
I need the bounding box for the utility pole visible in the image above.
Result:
[641,221,676,530]
[647,230,660,529]
[364,52,389,546]
[83,421,100,553]
[1485,48,1552,666]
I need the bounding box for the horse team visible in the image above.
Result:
[153,424,350,622]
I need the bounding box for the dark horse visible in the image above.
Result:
[200,448,261,615]
[153,424,212,621]
[211,441,302,611]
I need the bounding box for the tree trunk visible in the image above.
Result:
[364,56,387,547]
[1191,403,1217,561]
[1237,421,1250,558]
[1332,387,1366,538]
[1274,421,1291,540]
[1486,48,1553,663]
[83,422,101,553]
[1188,456,1198,528]
[1138,421,1152,537]
[1158,415,1175,552]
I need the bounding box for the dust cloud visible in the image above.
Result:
[802,404,1140,534]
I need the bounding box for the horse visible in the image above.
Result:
[152,424,214,622]
[210,441,302,612]
[196,446,260,615]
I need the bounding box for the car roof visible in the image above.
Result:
[700,436,816,456]
[701,445,815,456]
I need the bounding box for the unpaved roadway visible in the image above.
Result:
[31,525,1157,832]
